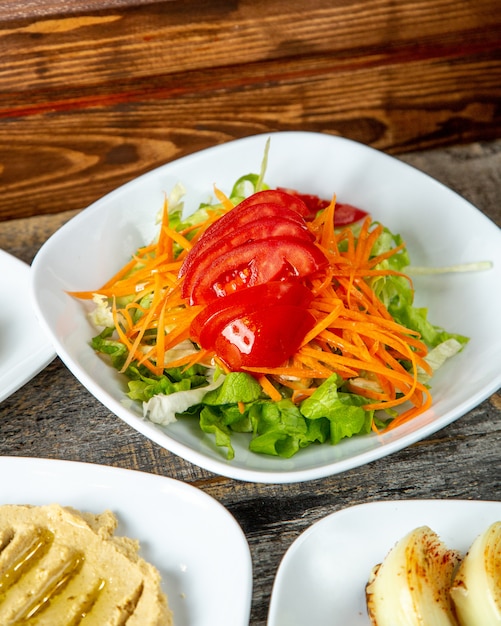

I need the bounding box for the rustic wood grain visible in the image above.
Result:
[1,140,500,625]
[1,0,500,90]
[2,0,164,21]
[0,0,500,221]
[1,51,500,221]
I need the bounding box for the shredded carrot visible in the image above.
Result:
[162,348,211,371]
[319,195,337,250]
[72,191,438,436]
[157,196,173,260]
[300,301,343,347]
[257,375,282,402]
[213,185,236,211]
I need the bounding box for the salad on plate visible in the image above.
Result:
[71,144,469,461]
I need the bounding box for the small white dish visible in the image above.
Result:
[30,132,501,483]
[0,249,55,403]
[0,456,252,626]
[268,499,501,625]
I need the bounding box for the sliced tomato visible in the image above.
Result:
[212,305,315,370]
[277,188,330,217]
[186,237,327,305]
[277,187,368,225]
[181,217,314,298]
[234,189,310,217]
[333,203,368,226]
[191,280,314,344]
[180,198,307,278]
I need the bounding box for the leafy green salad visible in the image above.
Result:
[81,168,469,461]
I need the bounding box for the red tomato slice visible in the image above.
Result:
[181,217,314,298]
[180,196,307,278]
[212,305,315,370]
[334,203,368,226]
[277,188,330,216]
[186,237,328,305]
[235,189,310,217]
[277,187,368,225]
[191,280,314,344]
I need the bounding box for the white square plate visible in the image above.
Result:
[0,249,55,403]
[268,499,501,625]
[31,132,501,483]
[0,456,252,626]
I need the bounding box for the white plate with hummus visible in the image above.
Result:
[0,456,252,626]
[267,499,501,625]
[0,249,55,403]
[30,131,501,483]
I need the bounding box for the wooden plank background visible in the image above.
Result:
[1,0,500,221]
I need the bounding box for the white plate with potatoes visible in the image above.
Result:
[268,499,501,625]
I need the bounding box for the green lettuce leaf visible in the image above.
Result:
[370,227,469,349]
[202,372,263,405]
[199,406,237,460]
[248,399,316,458]
[300,375,374,445]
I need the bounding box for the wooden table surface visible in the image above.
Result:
[2,0,501,222]
[0,137,500,624]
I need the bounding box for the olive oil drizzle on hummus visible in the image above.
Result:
[0,504,173,626]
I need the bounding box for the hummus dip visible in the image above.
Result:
[0,503,173,625]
